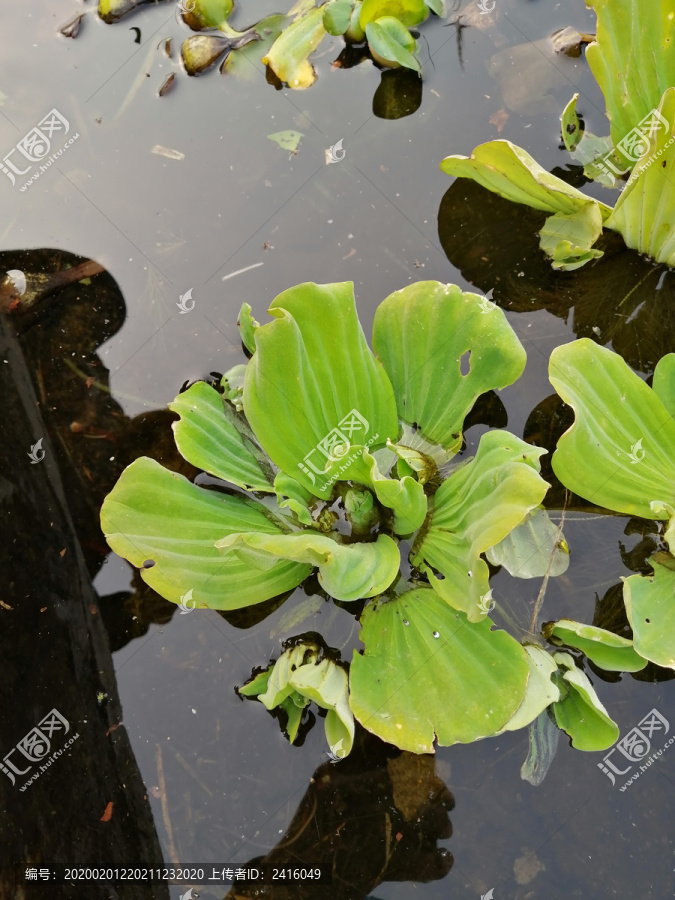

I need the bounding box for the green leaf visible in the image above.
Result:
[425,0,443,14]
[486,507,569,579]
[262,6,327,89]
[440,140,613,218]
[585,0,675,155]
[624,558,675,670]
[551,652,619,751]
[365,18,420,73]
[560,93,582,153]
[258,644,317,708]
[653,353,675,419]
[100,457,310,610]
[168,381,273,492]
[184,0,233,29]
[273,471,315,526]
[182,35,233,75]
[412,430,549,622]
[243,281,399,499]
[237,302,259,353]
[538,202,605,271]
[290,658,354,757]
[605,88,675,266]
[323,0,353,35]
[549,339,675,518]
[372,281,527,451]
[543,619,647,672]
[238,668,272,697]
[500,645,561,732]
[221,364,246,412]
[215,532,400,601]
[346,448,427,534]
[222,15,289,81]
[267,130,304,153]
[359,0,428,28]
[350,587,530,752]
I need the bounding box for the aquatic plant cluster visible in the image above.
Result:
[100,0,675,774]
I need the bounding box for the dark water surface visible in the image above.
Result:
[1,0,674,897]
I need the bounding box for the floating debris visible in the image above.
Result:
[151,144,185,160]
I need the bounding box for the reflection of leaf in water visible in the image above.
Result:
[373,68,422,119]
[488,38,565,115]
[438,178,675,376]
[269,594,324,639]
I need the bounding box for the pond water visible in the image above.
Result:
[1,0,674,897]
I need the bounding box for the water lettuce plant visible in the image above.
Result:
[546,338,675,672]
[440,0,675,270]
[100,279,637,764]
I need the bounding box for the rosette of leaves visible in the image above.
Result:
[440,0,675,270]
[101,278,592,756]
[546,338,675,672]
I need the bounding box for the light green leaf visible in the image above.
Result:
[372,281,527,451]
[440,140,613,219]
[290,658,354,757]
[323,0,353,35]
[238,668,272,697]
[359,0,428,28]
[221,364,247,412]
[243,281,399,499]
[586,0,675,155]
[100,457,310,610]
[365,18,420,73]
[486,507,569,579]
[605,87,675,265]
[549,339,675,518]
[169,381,273,492]
[538,202,605,271]
[345,448,427,534]
[551,652,619,751]
[350,587,530,752]
[412,431,548,622]
[267,130,304,153]
[182,34,233,75]
[262,6,327,89]
[237,302,259,353]
[215,531,400,601]
[183,0,233,29]
[561,93,582,153]
[544,619,647,672]
[653,353,675,419]
[425,0,443,14]
[222,15,289,81]
[259,644,317,709]
[501,645,561,732]
[624,558,675,670]
[274,471,314,526]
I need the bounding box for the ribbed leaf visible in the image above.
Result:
[243,282,399,499]
[412,431,549,622]
[365,19,420,73]
[262,6,326,89]
[359,0,428,28]
[486,507,569,579]
[372,281,527,450]
[551,652,619,751]
[440,140,613,218]
[215,531,400,601]
[169,381,273,492]
[586,0,675,153]
[653,353,675,418]
[538,202,604,271]
[543,619,647,672]
[100,457,310,610]
[346,448,427,534]
[605,88,675,265]
[500,645,560,733]
[624,558,675,670]
[350,587,530,752]
[549,339,675,517]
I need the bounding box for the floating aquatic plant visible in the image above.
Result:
[441,0,675,269]
[100,280,635,764]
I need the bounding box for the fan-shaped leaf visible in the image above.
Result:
[365,18,420,73]
[100,457,310,610]
[624,558,675,670]
[262,6,326,89]
[551,652,619,751]
[544,619,647,672]
[372,281,527,450]
[350,587,530,752]
[486,507,569,579]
